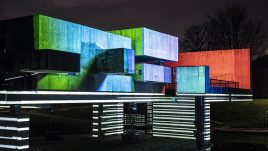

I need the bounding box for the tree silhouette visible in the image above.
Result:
[181,4,266,58]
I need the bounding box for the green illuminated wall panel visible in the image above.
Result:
[109,28,143,56]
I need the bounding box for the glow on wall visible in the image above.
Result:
[33,14,134,92]
[97,75,133,92]
[95,48,135,74]
[135,63,172,83]
[177,66,209,94]
[165,49,250,90]
[110,28,178,61]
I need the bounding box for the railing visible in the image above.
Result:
[210,79,239,88]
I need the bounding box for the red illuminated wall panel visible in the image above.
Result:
[164,49,250,89]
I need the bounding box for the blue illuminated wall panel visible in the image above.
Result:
[110,28,178,61]
[143,28,178,61]
[96,75,133,92]
[135,63,171,83]
[176,66,209,93]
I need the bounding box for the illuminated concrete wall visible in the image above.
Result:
[177,66,209,94]
[0,15,135,92]
[165,49,250,90]
[135,63,172,83]
[33,15,134,92]
[110,28,178,61]
[95,48,135,74]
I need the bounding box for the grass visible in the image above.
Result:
[211,99,268,128]
[211,99,268,146]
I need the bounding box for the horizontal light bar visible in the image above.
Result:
[153,134,195,140]
[0,117,29,122]
[0,91,164,96]
[0,99,171,105]
[0,126,29,131]
[153,128,194,133]
[0,136,29,140]
[101,126,123,130]
[0,144,29,150]
[104,131,123,136]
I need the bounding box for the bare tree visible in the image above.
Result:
[181,3,266,58]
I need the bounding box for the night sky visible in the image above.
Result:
[1,0,268,47]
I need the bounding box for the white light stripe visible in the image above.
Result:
[0,136,29,140]
[0,99,171,105]
[153,117,194,121]
[101,126,123,130]
[102,121,123,125]
[0,126,29,131]
[104,131,123,136]
[153,134,195,140]
[0,90,164,96]
[0,144,29,149]
[103,104,123,107]
[0,117,29,122]
[103,110,123,113]
[153,128,194,133]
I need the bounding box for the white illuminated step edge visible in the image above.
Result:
[153,134,195,140]
[153,117,195,121]
[0,136,29,140]
[0,117,29,122]
[153,123,195,127]
[0,126,29,131]
[103,110,123,113]
[153,105,195,108]
[102,121,123,125]
[101,126,123,130]
[153,111,194,115]
[0,91,164,96]
[0,144,29,149]
[153,128,193,133]
[104,131,123,136]
[0,99,171,105]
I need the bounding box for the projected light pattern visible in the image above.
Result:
[34,15,131,53]
[96,48,135,74]
[97,75,133,92]
[135,63,172,83]
[165,49,250,90]
[33,15,134,92]
[177,66,209,94]
[110,28,178,61]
